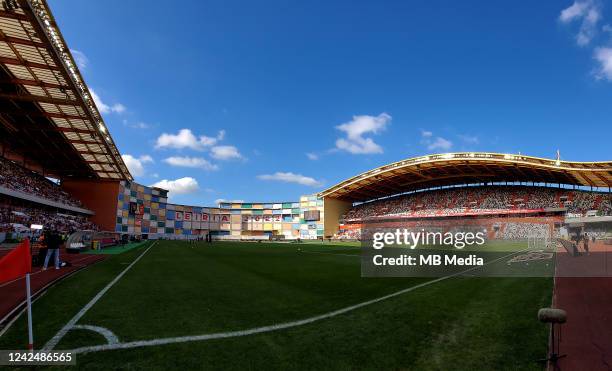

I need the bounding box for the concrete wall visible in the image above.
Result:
[323,197,351,237]
[61,179,120,232]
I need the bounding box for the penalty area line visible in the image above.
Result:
[42,241,157,351]
[69,247,528,354]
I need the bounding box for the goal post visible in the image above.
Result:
[528,234,551,250]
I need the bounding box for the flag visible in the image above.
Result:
[0,238,31,285]
[0,239,35,350]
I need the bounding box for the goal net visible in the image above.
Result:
[527,234,551,250]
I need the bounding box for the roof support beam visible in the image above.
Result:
[593,172,611,185]
[399,166,430,179]
[0,108,87,121]
[84,159,114,165]
[0,92,80,106]
[0,33,47,49]
[18,1,132,181]
[0,10,31,22]
[12,124,95,135]
[63,139,102,145]
[319,155,612,201]
[400,173,497,187]
[364,180,404,195]
[0,77,70,90]
[347,187,382,200]
[0,56,59,71]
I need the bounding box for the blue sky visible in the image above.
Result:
[49,0,612,205]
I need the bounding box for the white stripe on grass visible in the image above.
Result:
[42,241,157,351]
[72,325,120,345]
[69,247,528,354]
[0,255,103,336]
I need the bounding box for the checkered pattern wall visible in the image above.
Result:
[115,181,324,239]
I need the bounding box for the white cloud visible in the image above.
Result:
[89,88,126,114]
[257,172,323,187]
[89,89,109,113]
[335,113,391,154]
[163,156,218,171]
[306,152,319,160]
[427,137,453,151]
[458,134,479,144]
[122,154,153,177]
[152,177,199,195]
[559,0,601,46]
[155,129,224,151]
[420,131,453,151]
[130,122,150,129]
[111,103,126,114]
[210,145,243,160]
[594,47,612,80]
[70,49,88,69]
[560,1,591,22]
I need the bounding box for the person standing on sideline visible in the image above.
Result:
[583,233,590,256]
[43,229,61,270]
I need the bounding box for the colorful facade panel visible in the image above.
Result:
[114,181,324,239]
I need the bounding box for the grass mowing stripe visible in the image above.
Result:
[70,246,529,354]
[70,241,379,342]
[42,241,157,351]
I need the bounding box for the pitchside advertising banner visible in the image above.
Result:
[360,219,612,278]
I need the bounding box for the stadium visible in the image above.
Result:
[0,1,611,370]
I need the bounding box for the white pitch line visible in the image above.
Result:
[0,291,47,338]
[72,325,119,345]
[0,256,103,330]
[42,241,156,351]
[69,247,528,354]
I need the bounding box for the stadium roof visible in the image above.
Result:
[318,152,612,202]
[0,0,132,180]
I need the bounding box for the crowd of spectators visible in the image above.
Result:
[496,223,550,240]
[0,204,97,234]
[334,221,555,241]
[0,157,82,207]
[334,229,361,240]
[342,186,612,221]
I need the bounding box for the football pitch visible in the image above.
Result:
[0,241,552,370]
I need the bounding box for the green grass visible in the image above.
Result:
[83,241,148,255]
[0,241,552,370]
[0,244,153,350]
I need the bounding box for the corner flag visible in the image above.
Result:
[0,239,34,350]
[0,238,31,284]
